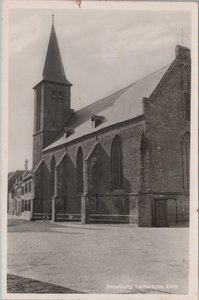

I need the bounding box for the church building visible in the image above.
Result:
[31,22,190,226]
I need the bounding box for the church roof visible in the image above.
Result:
[43,63,170,152]
[42,25,71,85]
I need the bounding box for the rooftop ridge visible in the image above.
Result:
[74,64,170,115]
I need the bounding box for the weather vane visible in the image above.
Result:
[177,29,188,45]
[52,14,54,25]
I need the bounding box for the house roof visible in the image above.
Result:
[23,170,32,180]
[42,24,71,85]
[8,172,14,179]
[8,170,25,192]
[44,63,171,152]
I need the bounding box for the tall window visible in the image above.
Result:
[140,134,149,191]
[58,92,63,104]
[52,91,56,102]
[184,93,190,121]
[76,147,83,194]
[182,67,190,121]
[111,135,123,190]
[180,132,190,192]
[50,156,56,196]
[36,87,41,131]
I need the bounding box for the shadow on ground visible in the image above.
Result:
[7,219,107,233]
[7,274,83,294]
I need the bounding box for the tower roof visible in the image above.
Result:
[42,24,71,85]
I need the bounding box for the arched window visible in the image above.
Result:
[111,135,123,190]
[182,67,190,92]
[140,134,149,191]
[52,91,56,102]
[50,156,56,196]
[58,92,63,104]
[180,132,190,192]
[182,67,190,121]
[76,147,83,194]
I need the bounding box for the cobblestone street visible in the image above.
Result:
[7,218,189,294]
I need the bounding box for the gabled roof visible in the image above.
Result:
[8,172,14,179]
[42,25,71,85]
[44,64,170,152]
[8,170,25,192]
[22,170,32,181]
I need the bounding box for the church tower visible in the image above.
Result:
[33,18,73,168]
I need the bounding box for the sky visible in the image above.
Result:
[8,8,191,171]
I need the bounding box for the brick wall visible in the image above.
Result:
[40,119,145,221]
[32,81,72,168]
[33,46,190,227]
[139,48,191,226]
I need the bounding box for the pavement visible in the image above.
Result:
[7,217,189,294]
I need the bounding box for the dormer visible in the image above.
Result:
[91,115,104,128]
[64,127,75,138]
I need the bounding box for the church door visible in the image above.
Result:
[155,199,168,227]
[167,199,177,225]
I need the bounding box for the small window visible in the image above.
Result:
[52,91,56,102]
[64,127,74,138]
[24,200,27,211]
[27,200,31,211]
[58,92,63,103]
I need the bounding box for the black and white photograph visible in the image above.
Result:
[1,1,198,299]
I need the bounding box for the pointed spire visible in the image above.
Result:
[42,17,71,85]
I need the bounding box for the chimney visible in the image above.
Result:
[24,158,28,171]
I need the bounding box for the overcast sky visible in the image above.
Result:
[8,8,191,171]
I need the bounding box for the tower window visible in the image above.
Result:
[64,127,74,138]
[58,92,63,104]
[76,147,83,194]
[52,91,56,102]
[111,135,123,190]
